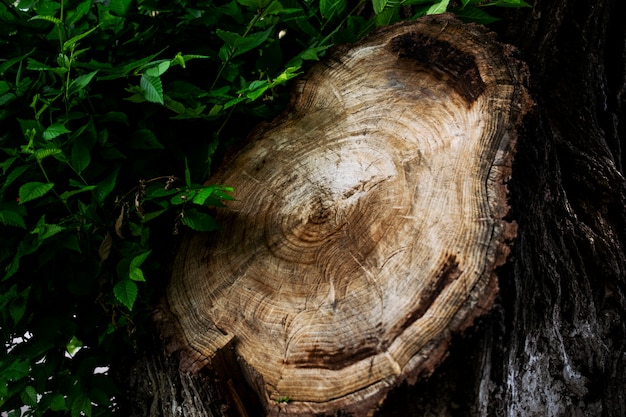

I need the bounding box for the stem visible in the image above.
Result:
[210,2,276,90]
[320,0,367,41]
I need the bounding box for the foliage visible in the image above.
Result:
[0,0,529,415]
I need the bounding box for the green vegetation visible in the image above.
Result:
[0,0,528,415]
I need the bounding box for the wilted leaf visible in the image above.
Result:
[115,206,126,239]
[99,232,113,264]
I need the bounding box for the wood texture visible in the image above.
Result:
[162,14,530,416]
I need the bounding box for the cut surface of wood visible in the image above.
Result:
[164,14,530,416]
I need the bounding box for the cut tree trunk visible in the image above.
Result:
[125,0,626,416]
[155,14,529,417]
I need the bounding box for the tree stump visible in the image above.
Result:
[161,14,531,417]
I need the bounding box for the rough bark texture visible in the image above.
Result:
[125,0,626,416]
[377,0,626,416]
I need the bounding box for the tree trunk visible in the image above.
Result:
[125,0,626,416]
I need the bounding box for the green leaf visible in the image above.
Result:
[2,164,30,192]
[63,25,100,52]
[0,48,35,75]
[3,358,30,380]
[66,335,83,356]
[71,141,91,173]
[145,61,170,77]
[184,158,192,187]
[26,58,53,71]
[114,279,138,310]
[50,393,67,411]
[181,208,220,232]
[320,0,346,20]
[94,167,119,203]
[453,5,499,23]
[480,0,531,7]
[18,182,54,204]
[31,216,65,241]
[20,385,37,407]
[217,27,273,59]
[237,0,274,8]
[35,148,64,162]
[43,123,71,140]
[128,129,164,149]
[129,251,151,282]
[140,74,164,104]
[59,186,96,203]
[65,0,92,25]
[71,393,92,417]
[0,210,26,228]
[69,71,98,95]
[109,0,133,16]
[426,0,449,14]
[191,185,234,205]
[10,287,30,324]
[372,0,388,14]
[29,14,63,25]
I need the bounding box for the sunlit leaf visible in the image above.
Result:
[145,61,170,77]
[140,74,164,104]
[63,25,100,52]
[129,250,151,282]
[29,15,63,25]
[43,123,71,140]
[426,0,450,14]
[35,148,64,162]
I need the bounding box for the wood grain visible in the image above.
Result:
[164,14,530,416]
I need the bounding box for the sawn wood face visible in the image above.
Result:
[164,14,531,416]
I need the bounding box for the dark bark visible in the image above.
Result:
[125,0,626,415]
[379,0,626,416]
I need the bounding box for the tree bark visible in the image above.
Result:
[378,0,626,416]
[125,0,626,416]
